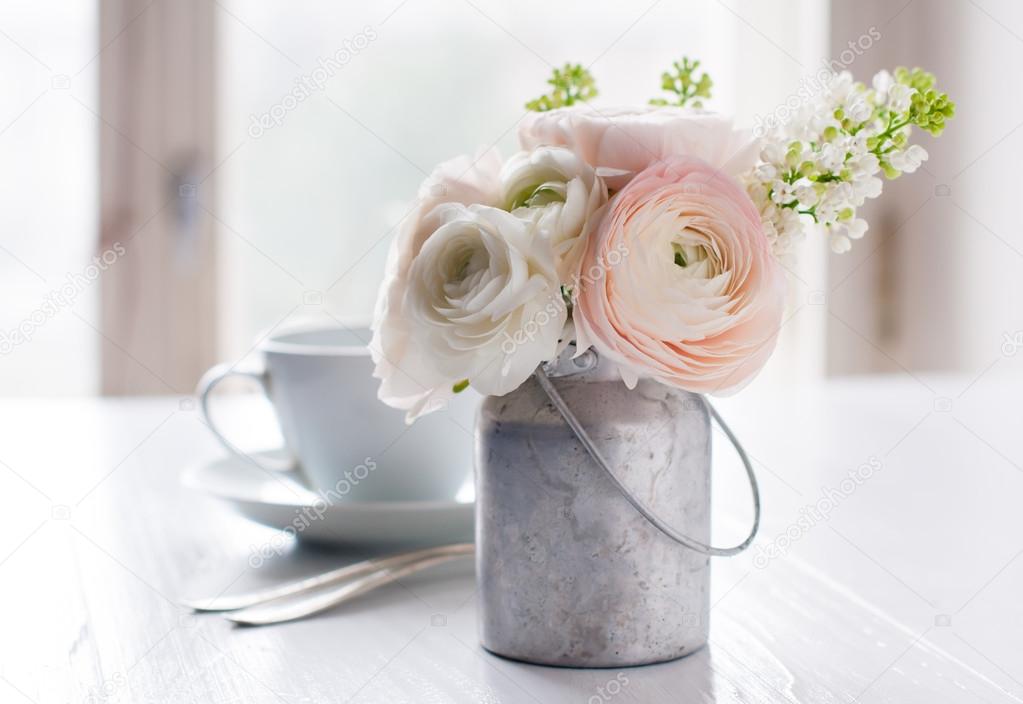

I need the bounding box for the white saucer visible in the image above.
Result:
[182,451,475,547]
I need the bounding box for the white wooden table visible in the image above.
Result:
[1,370,1022,703]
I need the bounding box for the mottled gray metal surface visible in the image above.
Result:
[475,357,711,667]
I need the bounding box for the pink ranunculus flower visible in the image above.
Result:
[574,156,786,395]
[518,105,760,191]
[371,149,503,419]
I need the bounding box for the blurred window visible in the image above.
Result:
[0,2,98,395]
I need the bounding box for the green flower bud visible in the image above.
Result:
[526,63,598,112]
[881,161,901,179]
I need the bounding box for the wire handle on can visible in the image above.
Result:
[533,364,760,557]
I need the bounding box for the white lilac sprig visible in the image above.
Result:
[747,67,955,255]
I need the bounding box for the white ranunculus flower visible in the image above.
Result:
[499,146,607,283]
[370,150,503,419]
[384,203,565,421]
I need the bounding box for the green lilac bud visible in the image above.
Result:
[649,56,713,108]
[526,63,598,112]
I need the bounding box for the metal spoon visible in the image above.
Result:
[181,543,474,612]
[226,550,471,626]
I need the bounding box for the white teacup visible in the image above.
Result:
[197,325,477,502]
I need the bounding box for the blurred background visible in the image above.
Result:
[1,0,1020,397]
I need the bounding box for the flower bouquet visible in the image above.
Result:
[370,59,953,667]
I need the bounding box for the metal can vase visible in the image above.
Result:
[474,354,712,667]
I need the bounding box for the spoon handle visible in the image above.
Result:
[182,543,474,612]
[226,551,470,626]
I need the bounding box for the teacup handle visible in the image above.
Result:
[196,362,294,473]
